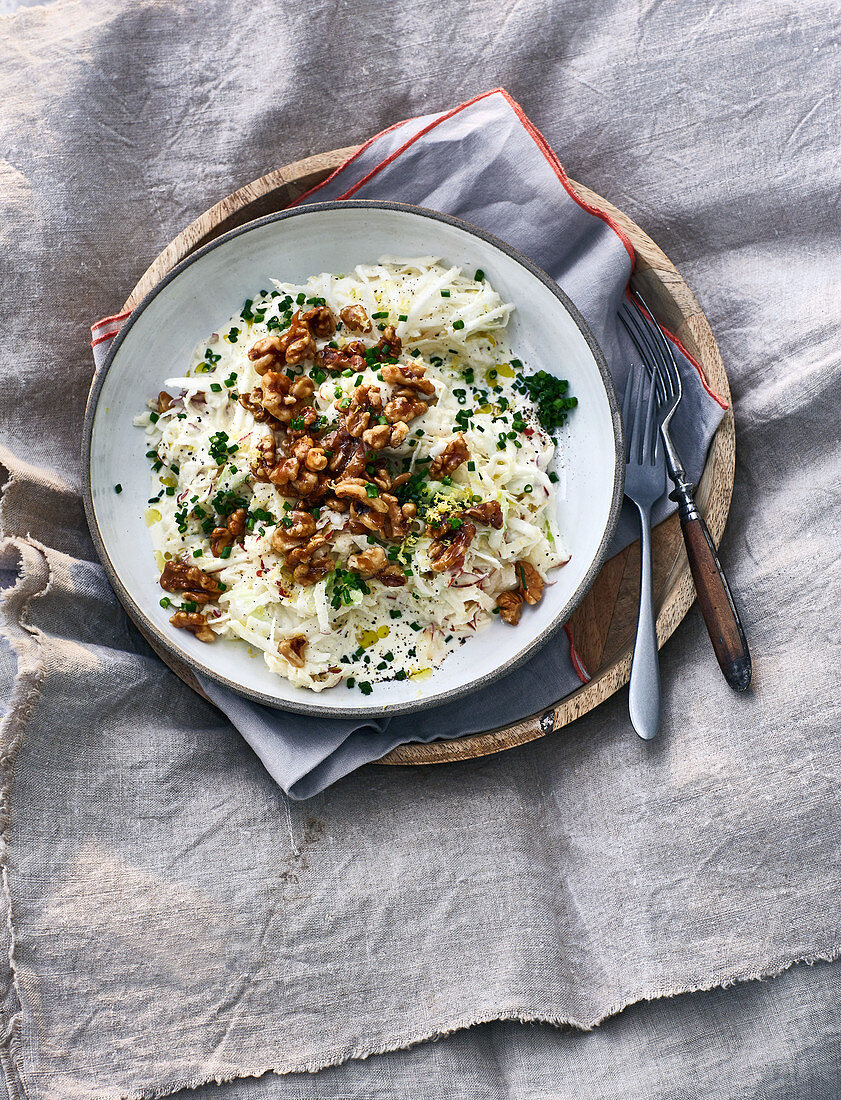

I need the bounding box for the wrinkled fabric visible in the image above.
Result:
[93,90,726,798]
[1,1,840,1099]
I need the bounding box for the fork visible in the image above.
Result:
[621,291,752,691]
[622,356,667,740]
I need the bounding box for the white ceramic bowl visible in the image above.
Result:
[84,201,623,717]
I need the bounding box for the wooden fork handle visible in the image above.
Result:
[672,485,752,691]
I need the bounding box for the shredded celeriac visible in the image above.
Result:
[136,257,570,693]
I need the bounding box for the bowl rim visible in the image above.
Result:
[83,198,625,717]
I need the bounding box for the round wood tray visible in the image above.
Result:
[119,147,734,766]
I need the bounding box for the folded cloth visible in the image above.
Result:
[92,89,726,798]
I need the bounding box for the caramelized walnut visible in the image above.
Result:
[283,310,318,366]
[375,324,401,359]
[380,362,435,396]
[292,558,334,585]
[160,560,221,602]
[278,635,308,668]
[251,436,277,480]
[170,610,215,643]
[285,532,332,568]
[429,434,469,480]
[282,510,317,539]
[300,305,336,339]
[343,385,383,438]
[427,518,476,573]
[384,393,428,423]
[464,501,503,529]
[318,345,367,373]
[248,334,288,376]
[379,564,408,587]
[239,391,283,428]
[209,507,247,557]
[324,428,367,478]
[157,391,174,413]
[339,304,372,333]
[257,371,315,423]
[333,478,389,513]
[348,546,387,577]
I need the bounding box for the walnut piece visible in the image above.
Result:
[157,391,174,413]
[246,307,330,374]
[495,590,524,625]
[516,561,545,605]
[464,501,503,529]
[429,434,469,480]
[333,478,389,513]
[380,362,435,396]
[278,635,308,668]
[384,392,428,423]
[160,560,221,603]
[339,305,372,333]
[170,610,215,643]
[496,560,545,625]
[292,558,334,585]
[257,371,315,423]
[209,507,247,557]
[427,518,476,573]
[348,546,387,577]
[301,305,336,339]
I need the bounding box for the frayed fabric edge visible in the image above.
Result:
[97,946,841,1100]
[0,534,53,1100]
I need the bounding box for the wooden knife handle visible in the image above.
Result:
[675,489,752,691]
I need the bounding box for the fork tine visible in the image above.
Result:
[620,301,669,404]
[631,288,682,400]
[622,360,635,460]
[629,362,647,465]
[641,366,658,466]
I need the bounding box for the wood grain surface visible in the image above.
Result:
[119,147,735,766]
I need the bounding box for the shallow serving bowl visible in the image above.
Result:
[84,200,623,717]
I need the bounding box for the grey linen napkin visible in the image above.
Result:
[93,90,726,798]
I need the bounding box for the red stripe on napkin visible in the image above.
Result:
[565,624,591,684]
[624,289,728,410]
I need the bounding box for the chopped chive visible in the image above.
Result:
[149,412,159,423]
[210,383,222,392]
[474,269,485,281]
[114,483,122,494]
[365,483,379,498]
[440,290,451,298]
[523,484,533,493]
[347,678,355,688]
[389,609,403,619]
[193,549,202,558]
[467,461,476,472]
[359,681,373,695]
[452,319,465,331]
[549,471,559,483]
[219,545,232,559]
[394,669,407,681]
[398,314,408,322]
[159,597,171,608]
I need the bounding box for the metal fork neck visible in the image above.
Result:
[669,477,700,522]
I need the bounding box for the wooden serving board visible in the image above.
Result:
[120,147,734,766]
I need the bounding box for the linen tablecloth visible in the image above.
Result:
[1,1,840,1098]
